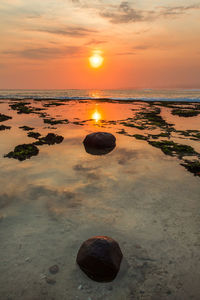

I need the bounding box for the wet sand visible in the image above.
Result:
[0,99,200,300]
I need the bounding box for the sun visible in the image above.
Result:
[89,53,104,68]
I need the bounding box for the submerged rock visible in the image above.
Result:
[49,265,59,274]
[76,236,123,282]
[5,143,39,161]
[83,132,116,155]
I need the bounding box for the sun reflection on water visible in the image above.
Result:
[92,110,101,122]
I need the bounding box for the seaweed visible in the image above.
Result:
[5,144,39,161]
[0,113,12,122]
[34,133,64,145]
[9,102,33,114]
[19,126,35,131]
[43,118,69,125]
[133,134,148,140]
[148,140,197,157]
[171,109,200,117]
[0,125,11,131]
[136,108,173,128]
[27,132,41,139]
[181,160,200,177]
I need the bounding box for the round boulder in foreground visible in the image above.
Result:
[76,236,123,282]
[83,132,116,155]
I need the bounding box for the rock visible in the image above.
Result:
[34,133,64,145]
[4,143,39,161]
[49,265,59,274]
[83,132,116,155]
[46,277,56,285]
[76,236,123,282]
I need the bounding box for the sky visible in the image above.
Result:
[0,0,200,89]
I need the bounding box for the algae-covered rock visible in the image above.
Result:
[148,140,197,157]
[34,133,64,145]
[181,160,200,176]
[77,236,123,282]
[0,113,12,122]
[27,131,41,139]
[19,126,34,131]
[5,144,39,161]
[0,125,11,131]
[172,109,200,117]
[10,102,33,114]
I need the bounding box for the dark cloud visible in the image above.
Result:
[4,46,82,60]
[33,26,97,37]
[159,4,200,17]
[100,1,143,24]
[99,1,200,24]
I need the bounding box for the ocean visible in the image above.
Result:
[0,88,200,102]
[0,93,200,299]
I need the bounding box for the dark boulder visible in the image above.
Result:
[83,132,116,155]
[76,236,123,282]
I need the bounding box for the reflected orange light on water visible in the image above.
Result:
[92,110,101,122]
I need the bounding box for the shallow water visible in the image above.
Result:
[0,99,200,300]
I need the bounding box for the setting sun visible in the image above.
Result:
[89,53,104,68]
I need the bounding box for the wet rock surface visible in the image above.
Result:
[76,236,123,282]
[83,132,116,155]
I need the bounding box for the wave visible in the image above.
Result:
[0,95,200,102]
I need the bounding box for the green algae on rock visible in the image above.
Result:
[9,102,33,114]
[19,126,35,131]
[0,125,11,131]
[148,140,197,157]
[4,144,39,161]
[171,109,200,117]
[181,160,200,177]
[27,132,41,139]
[34,133,64,145]
[43,118,69,125]
[0,113,12,122]
[133,134,148,140]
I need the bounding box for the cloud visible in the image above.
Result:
[99,1,200,24]
[158,4,200,17]
[32,26,97,37]
[4,46,83,60]
[100,1,143,24]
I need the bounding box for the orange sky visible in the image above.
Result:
[0,0,200,89]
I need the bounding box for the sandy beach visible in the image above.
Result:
[0,99,200,300]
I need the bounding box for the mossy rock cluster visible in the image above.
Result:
[0,113,12,122]
[43,118,69,125]
[27,131,41,139]
[19,126,34,131]
[171,109,200,117]
[0,125,11,131]
[181,160,200,177]
[5,144,39,161]
[148,140,197,157]
[34,133,64,145]
[10,102,33,114]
